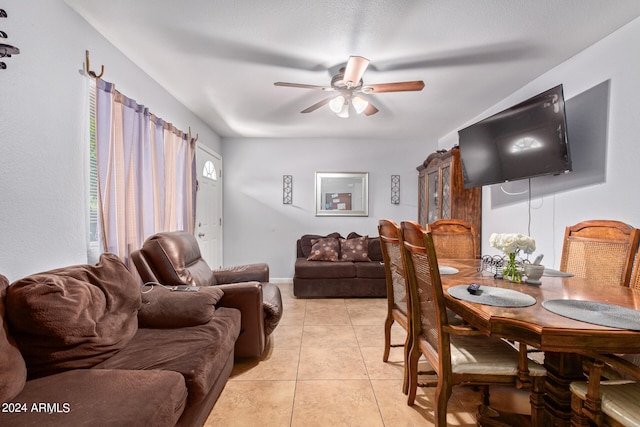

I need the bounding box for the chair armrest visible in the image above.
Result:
[444,324,482,336]
[585,353,640,382]
[215,282,266,358]
[212,263,269,284]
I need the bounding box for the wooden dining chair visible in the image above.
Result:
[560,220,640,287]
[400,220,547,426]
[427,218,478,259]
[570,353,640,426]
[378,219,412,394]
[630,253,640,291]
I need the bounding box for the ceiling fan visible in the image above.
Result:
[274,56,425,118]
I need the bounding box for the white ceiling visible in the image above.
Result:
[65,0,640,141]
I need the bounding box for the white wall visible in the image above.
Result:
[438,17,640,269]
[4,2,637,282]
[0,0,221,281]
[221,138,435,278]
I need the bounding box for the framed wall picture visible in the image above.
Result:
[315,172,368,217]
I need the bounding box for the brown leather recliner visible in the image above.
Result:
[130,231,283,358]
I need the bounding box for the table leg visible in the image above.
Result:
[542,352,585,426]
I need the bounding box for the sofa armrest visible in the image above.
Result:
[213,263,269,284]
[215,282,265,358]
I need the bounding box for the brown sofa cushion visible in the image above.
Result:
[0,369,186,427]
[354,261,386,279]
[138,285,224,328]
[6,253,140,379]
[367,237,383,262]
[307,237,340,261]
[295,258,357,279]
[0,275,27,402]
[300,232,342,258]
[339,236,371,262]
[95,306,241,404]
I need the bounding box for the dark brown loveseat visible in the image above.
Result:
[293,232,386,297]
[0,254,240,427]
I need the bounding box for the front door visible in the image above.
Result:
[195,145,223,269]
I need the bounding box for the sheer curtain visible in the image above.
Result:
[95,79,196,265]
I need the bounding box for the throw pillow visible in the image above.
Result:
[300,232,342,257]
[368,237,384,262]
[307,237,340,262]
[138,285,224,328]
[6,253,141,379]
[339,236,371,262]
[0,275,27,402]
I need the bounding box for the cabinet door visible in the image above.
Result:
[441,164,451,219]
[418,173,427,227]
[427,170,439,223]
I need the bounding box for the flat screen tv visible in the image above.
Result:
[458,84,572,189]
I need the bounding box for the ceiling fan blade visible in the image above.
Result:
[300,97,333,114]
[274,82,334,91]
[363,102,379,116]
[342,56,370,87]
[363,80,425,93]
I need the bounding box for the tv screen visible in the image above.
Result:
[458,84,572,189]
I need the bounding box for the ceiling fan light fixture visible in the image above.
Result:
[336,104,349,118]
[352,96,369,115]
[329,95,346,113]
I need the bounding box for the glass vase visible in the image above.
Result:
[502,252,522,283]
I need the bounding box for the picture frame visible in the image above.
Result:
[315,172,368,217]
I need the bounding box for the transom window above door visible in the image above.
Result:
[203,160,217,181]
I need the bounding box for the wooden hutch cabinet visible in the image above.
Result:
[417,147,482,256]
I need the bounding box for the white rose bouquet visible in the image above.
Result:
[489,233,536,255]
[489,233,536,282]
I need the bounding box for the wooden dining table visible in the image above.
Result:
[439,259,640,427]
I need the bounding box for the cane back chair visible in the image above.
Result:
[560,220,640,287]
[400,220,546,426]
[427,218,478,260]
[571,353,640,427]
[378,219,412,394]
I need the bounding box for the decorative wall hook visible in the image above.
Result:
[0,43,18,57]
[85,50,104,78]
[188,126,199,142]
[1,9,20,69]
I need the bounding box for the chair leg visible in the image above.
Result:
[402,331,411,395]
[435,382,451,426]
[383,316,393,362]
[570,393,592,427]
[530,376,546,427]
[406,343,421,405]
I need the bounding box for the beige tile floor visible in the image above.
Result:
[205,282,492,427]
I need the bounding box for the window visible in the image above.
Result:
[203,160,217,181]
[88,78,99,245]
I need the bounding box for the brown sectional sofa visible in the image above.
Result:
[0,253,241,427]
[293,232,387,297]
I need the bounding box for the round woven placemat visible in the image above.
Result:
[542,299,640,330]
[448,285,536,307]
[439,266,459,275]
